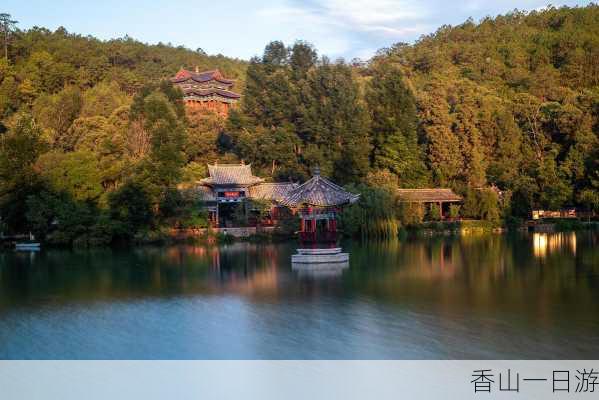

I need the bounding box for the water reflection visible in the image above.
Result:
[292,261,349,279]
[0,232,598,359]
[533,232,577,258]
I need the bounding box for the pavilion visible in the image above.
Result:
[396,189,462,219]
[280,169,360,243]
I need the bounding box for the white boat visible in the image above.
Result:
[291,247,349,264]
[15,233,40,251]
[15,242,41,251]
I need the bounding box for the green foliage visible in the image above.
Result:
[340,184,399,238]
[133,89,186,201]
[462,188,501,224]
[398,202,425,226]
[180,209,209,229]
[0,113,46,233]
[449,204,461,219]
[428,203,442,221]
[230,42,370,184]
[26,188,115,246]
[366,61,429,187]
[37,150,104,202]
[2,6,599,242]
[108,181,153,237]
[375,5,599,214]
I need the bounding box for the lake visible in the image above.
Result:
[0,232,597,359]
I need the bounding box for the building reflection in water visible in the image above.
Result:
[533,232,577,258]
[292,261,349,279]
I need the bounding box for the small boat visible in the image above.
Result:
[15,242,41,251]
[291,247,349,264]
[15,232,41,251]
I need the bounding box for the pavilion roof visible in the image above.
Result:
[396,188,462,203]
[281,172,359,207]
[249,182,299,202]
[201,163,264,186]
[171,68,234,85]
[183,88,241,99]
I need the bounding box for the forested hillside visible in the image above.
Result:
[228,5,599,227]
[376,5,599,216]
[0,22,248,242]
[0,5,598,244]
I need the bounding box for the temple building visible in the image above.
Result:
[197,163,298,227]
[171,67,240,116]
[196,164,359,239]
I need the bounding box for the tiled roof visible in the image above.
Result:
[196,185,216,201]
[183,88,241,99]
[201,164,264,186]
[248,182,299,202]
[281,173,360,207]
[396,189,462,202]
[171,68,234,85]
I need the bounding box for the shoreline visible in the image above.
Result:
[2,220,597,250]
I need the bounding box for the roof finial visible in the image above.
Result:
[313,165,320,176]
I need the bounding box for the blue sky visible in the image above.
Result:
[4,0,592,60]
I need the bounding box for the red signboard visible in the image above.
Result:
[224,191,240,198]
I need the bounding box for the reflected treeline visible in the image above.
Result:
[343,232,599,328]
[1,233,598,322]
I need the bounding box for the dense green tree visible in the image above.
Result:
[32,85,82,149]
[262,41,288,66]
[36,150,104,203]
[133,90,187,202]
[108,181,153,236]
[0,113,46,233]
[366,61,428,187]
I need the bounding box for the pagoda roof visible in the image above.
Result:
[201,163,264,186]
[281,172,360,208]
[396,188,462,203]
[171,68,234,85]
[249,182,300,202]
[183,88,241,99]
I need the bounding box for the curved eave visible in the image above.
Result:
[183,89,241,99]
[171,76,234,85]
[280,176,360,208]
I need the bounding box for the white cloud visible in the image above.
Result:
[322,0,425,26]
[254,0,591,60]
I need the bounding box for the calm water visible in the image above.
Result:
[0,232,597,359]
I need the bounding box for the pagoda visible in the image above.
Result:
[171,67,240,116]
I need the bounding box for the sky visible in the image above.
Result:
[4,0,593,60]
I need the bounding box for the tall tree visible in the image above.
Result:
[366,61,429,187]
[0,13,17,61]
[0,113,45,233]
[133,89,187,202]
